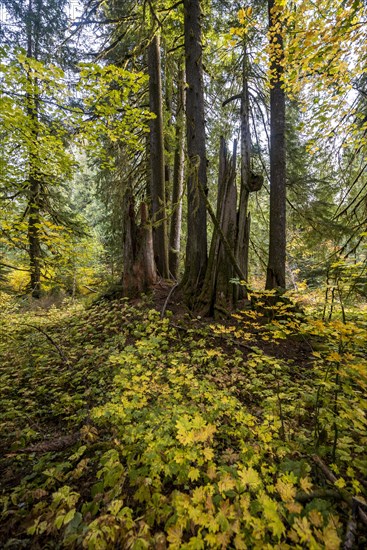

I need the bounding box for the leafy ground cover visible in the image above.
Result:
[0,288,367,549]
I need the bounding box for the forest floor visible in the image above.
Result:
[0,285,367,549]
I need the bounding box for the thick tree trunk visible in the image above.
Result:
[148,34,169,279]
[198,138,237,317]
[122,192,157,296]
[169,66,185,279]
[266,0,286,290]
[181,0,208,306]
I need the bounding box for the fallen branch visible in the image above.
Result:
[312,454,367,527]
[295,489,342,503]
[312,454,337,483]
[83,285,98,293]
[7,432,80,455]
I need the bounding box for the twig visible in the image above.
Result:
[160,283,179,319]
[0,262,30,272]
[83,285,98,293]
[20,323,69,365]
[222,93,242,107]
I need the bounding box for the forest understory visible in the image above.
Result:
[1,286,366,549]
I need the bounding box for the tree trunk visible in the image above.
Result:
[266,0,286,290]
[148,33,169,279]
[198,138,237,317]
[122,191,157,296]
[181,0,208,306]
[235,46,251,299]
[28,174,42,299]
[164,46,173,207]
[26,0,42,299]
[169,65,185,279]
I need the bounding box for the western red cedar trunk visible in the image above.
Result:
[266,0,286,290]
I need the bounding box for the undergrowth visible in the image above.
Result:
[0,291,366,548]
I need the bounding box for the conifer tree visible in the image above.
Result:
[0,0,77,297]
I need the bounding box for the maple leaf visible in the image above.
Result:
[334,478,346,489]
[188,468,200,481]
[217,473,236,494]
[323,518,342,549]
[238,467,262,491]
[167,525,183,546]
[300,477,313,493]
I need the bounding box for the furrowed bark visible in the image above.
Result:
[148,33,169,279]
[181,0,208,306]
[266,0,286,290]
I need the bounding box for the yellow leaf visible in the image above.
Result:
[63,508,76,525]
[276,478,297,502]
[323,518,342,549]
[217,473,236,494]
[286,501,302,514]
[205,533,218,545]
[309,509,323,527]
[238,8,246,23]
[203,447,214,461]
[292,516,313,544]
[167,525,182,546]
[207,464,217,480]
[326,351,342,362]
[188,468,200,481]
[334,478,346,489]
[259,493,285,538]
[238,467,262,491]
[192,486,206,504]
[300,477,313,493]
